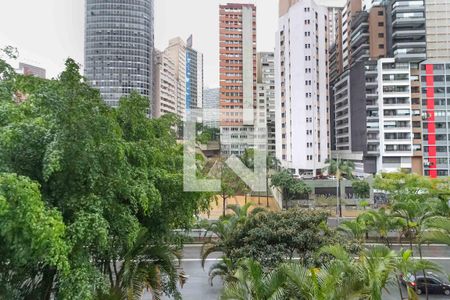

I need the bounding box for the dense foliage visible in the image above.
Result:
[271,170,311,207]
[0,55,210,299]
[225,209,342,268]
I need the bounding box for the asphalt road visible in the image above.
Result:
[141,244,450,300]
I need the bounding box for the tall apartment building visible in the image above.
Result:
[342,0,363,69]
[219,3,257,156]
[350,6,386,65]
[328,8,343,153]
[152,50,177,118]
[386,0,426,63]
[376,58,417,173]
[420,1,450,178]
[331,3,389,174]
[186,35,204,110]
[420,61,450,178]
[425,0,450,60]
[256,52,276,157]
[275,0,329,176]
[84,0,154,108]
[166,38,187,119]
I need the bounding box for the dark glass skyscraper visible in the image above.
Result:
[84,0,154,108]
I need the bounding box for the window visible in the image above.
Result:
[378,33,384,38]
[378,44,385,49]
[378,22,384,26]
[378,10,384,16]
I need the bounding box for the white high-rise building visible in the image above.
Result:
[377,58,414,173]
[275,0,330,177]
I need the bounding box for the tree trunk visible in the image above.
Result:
[41,267,56,300]
[396,276,404,300]
[222,195,227,217]
[266,175,270,208]
[338,179,343,218]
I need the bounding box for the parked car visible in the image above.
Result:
[402,273,450,296]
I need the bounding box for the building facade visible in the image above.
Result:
[186,35,204,111]
[275,0,330,177]
[84,0,154,108]
[152,50,177,118]
[17,63,46,79]
[256,52,276,157]
[166,37,187,119]
[425,0,450,60]
[342,0,363,69]
[219,3,257,156]
[203,88,220,128]
[420,60,450,178]
[377,58,415,173]
[386,0,426,63]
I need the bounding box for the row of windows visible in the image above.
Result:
[87,36,151,44]
[421,75,450,82]
[87,55,150,63]
[87,17,151,27]
[86,22,152,31]
[87,42,151,50]
[421,87,450,94]
[89,10,151,19]
[421,64,450,71]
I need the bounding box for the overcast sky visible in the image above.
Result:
[0,0,344,87]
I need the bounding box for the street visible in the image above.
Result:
[141,244,450,300]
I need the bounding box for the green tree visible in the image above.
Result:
[352,179,371,199]
[220,259,286,300]
[0,57,210,299]
[323,158,355,217]
[226,209,344,268]
[0,174,69,299]
[374,173,443,299]
[337,218,368,244]
[271,169,311,209]
[201,203,256,268]
[360,208,405,247]
[214,161,250,216]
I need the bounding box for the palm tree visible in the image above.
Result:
[392,199,438,299]
[337,219,368,243]
[220,259,286,300]
[356,246,397,300]
[208,256,236,287]
[359,208,405,247]
[201,203,257,268]
[422,216,450,245]
[323,158,355,218]
[97,228,182,300]
[394,248,442,300]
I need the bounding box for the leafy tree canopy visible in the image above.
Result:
[225,208,354,268]
[0,55,211,299]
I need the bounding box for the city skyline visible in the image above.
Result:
[0,0,344,87]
